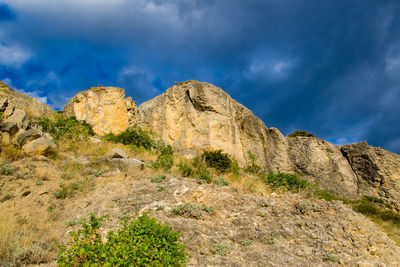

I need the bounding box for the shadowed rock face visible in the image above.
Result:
[137,80,290,169]
[341,141,400,210]
[63,86,137,135]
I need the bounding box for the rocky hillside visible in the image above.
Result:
[63,80,400,208]
[1,81,399,266]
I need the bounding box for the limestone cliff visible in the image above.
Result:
[137,80,290,169]
[63,86,137,135]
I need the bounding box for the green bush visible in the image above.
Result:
[202,150,232,174]
[152,143,174,170]
[243,151,262,174]
[58,213,188,266]
[150,175,166,183]
[104,126,154,150]
[287,130,315,138]
[0,165,15,175]
[213,176,229,186]
[33,114,94,141]
[177,160,194,177]
[263,171,310,191]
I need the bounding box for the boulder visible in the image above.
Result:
[22,136,57,156]
[0,98,7,112]
[4,108,27,129]
[105,148,128,159]
[15,129,42,146]
[109,158,144,171]
[0,121,19,137]
[89,136,101,145]
[63,85,137,135]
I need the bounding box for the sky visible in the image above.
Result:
[0,0,399,153]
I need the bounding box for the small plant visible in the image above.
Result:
[152,143,174,170]
[287,130,315,138]
[157,185,166,191]
[265,234,277,245]
[323,253,336,262]
[156,205,165,210]
[53,182,80,199]
[60,172,75,180]
[177,160,194,177]
[240,239,251,246]
[197,172,212,184]
[35,180,43,186]
[58,213,188,266]
[202,205,215,213]
[213,176,229,186]
[202,150,233,174]
[263,171,310,191]
[244,151,262,174]
[173,203,203,219]
[104,126,154,150]
[212,243,231,256]
[0,165,15,175]
[65,220,80,227]
[151,175,166,183]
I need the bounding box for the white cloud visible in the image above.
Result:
[248,57,296,80]
[0,44,31,68]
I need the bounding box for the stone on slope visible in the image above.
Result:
[341,141,400,210]
[0,121,19,137]
[109,158,144,171]
[105,148,128,159]
[22,136,57,155]
[63,85,137,135]
[4,109,28,129]
[15,129,43,146]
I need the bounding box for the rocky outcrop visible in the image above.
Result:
[0,81,56,118]
[341,141,400,210]
[0,95,57,156]
[63,86,137,135]
[286,137,359,199]
[138,80,289,168]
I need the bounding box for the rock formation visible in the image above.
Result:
[63,86,137,135]
[341,141,400,210]
[62,80,400,204]
[0,81,56,118]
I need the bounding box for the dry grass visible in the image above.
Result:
[0,144,24,161]
[0,210,55,265]
[365,215,400,246]
[226,173,271,195]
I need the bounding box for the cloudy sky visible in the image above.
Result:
[0,0,399,153]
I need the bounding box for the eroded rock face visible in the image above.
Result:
[341,141,400,210]
[138,80,288,167]
[63,86,137,135]
[287,137,359,199]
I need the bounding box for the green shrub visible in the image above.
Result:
[33,115,94,141]
[177,160,194,177]
[53,182,80,199]
[202,150,232,174]
[287,130,315,138]
[244,151,262,174]
[173,203,203,219]
[58,213,188,266]
[0,165,15,175]
[152,143,174,170]
[213,176,229,186]
[104,126,154,150]
[314,190,343,201]
[150,175,166,183]
[263,171,310,191]
[212,243,231,256]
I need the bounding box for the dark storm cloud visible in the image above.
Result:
[0,0,399,153]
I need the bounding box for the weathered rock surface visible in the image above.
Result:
[287,137,359,199]
[15,129,43,146]
[105,148,128,159]
[138,80,288,168]
[63,86,137,135]
[0,81,56,118]
[341,141,400,210]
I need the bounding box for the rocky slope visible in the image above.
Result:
[1,157,400,266]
